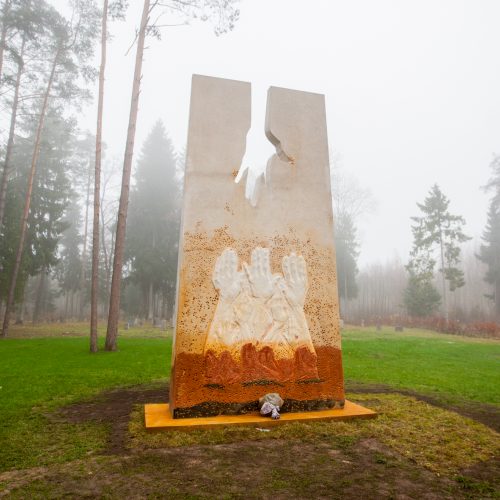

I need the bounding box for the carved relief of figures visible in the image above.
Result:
[204,247,319,385]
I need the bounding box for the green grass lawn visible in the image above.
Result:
[0,325,498,474]
[342,328,500,405]
[0,334,171,471]
[1,336,171,413]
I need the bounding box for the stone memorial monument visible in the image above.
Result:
[145,75,375,428]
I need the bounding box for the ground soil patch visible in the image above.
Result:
[57,381,500,456]
[0,438,477,499]
[37,382,499,499]
[56,385,167,455]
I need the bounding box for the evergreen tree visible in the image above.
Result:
[125,121,180,320]
[404,273,441,317]
[334,213,359,302]
[477,156,500,320]
[56,198,82,317]
[330,162,375,317]
[0,0,66,227]
[1,0,100,336]
[0,108,74,306]
[404,243,441,317]
[407,184,470,320]
[484,154,500,207]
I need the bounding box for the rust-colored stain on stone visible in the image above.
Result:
[172,346,343,412]
[205,343,319,384]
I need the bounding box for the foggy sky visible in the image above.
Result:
[50,0,500,266]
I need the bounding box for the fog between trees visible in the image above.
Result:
[0,0,499,342]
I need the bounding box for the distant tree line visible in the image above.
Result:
[341,161,500,325]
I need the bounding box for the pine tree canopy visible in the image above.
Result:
[403,272,441,317]
[124,120,181,316]
[334,212,359,300]
[409,184,470,292]
[476,156,500,318]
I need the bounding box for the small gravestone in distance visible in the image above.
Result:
[144,75,376,428]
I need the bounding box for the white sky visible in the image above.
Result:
[50,0,500,266]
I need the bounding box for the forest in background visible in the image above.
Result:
[0,0,499,344]
[336,163,500,334]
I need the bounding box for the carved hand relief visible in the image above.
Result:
[204,247,319,386]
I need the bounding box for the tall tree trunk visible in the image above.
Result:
[0,35,25,228]
[90,0,109,353]
[161,292,166,320]
[0,0,11,88]
[1,45,60,338]
[106,221,115,315]
[494,248,500,322]
[100,204,109,310]
[105,0,150,351]
[495,275,500,322]
[79,163,92,321]
[64,291,69,320]
[99,177,111,316]
[343,274,348,320]
[148,281,153,322]
[15,293,25,325]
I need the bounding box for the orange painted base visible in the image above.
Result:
[144,400,376,431]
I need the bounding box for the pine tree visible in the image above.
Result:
[0,108,73,309]
[408,184,470,320]
[56,198,82,320]
[477,156,500,320]
[404,273,441,317]
[125,121,180,321]
[334,212,359,307]
[0,0,13,87]
[0,0,63,227]
[1,0,99,336]
[330,162,375,318]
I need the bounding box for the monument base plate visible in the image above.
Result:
[144,400,376,431]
